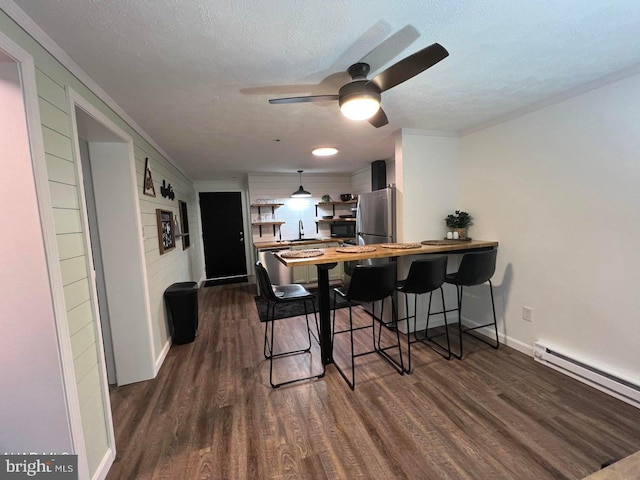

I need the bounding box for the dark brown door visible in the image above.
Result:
[199,192,247,279]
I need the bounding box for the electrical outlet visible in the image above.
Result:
[522,306,533,322]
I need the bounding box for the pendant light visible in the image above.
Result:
[291,170,311,198]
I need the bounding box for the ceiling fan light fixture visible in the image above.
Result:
[312,147,338,157]
[340,96,380,121]
[291,170,312,198]
[338,80,381,121]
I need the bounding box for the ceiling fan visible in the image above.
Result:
[268,43,448,128]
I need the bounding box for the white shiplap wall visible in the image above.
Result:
[36,67,110,474]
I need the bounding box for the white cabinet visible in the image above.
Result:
[291,242,343,284]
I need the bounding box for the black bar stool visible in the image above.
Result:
[255,262,325,388]
[396,256,451,372]
[445,248,499,359]
[332,262,404,389]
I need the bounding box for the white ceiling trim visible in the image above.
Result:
[0,0,191,180]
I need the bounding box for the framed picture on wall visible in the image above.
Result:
[179,200,190,249]
[156,209,175,254]
[143,157,156,197]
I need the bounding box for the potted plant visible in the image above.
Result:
[445,210,472,239]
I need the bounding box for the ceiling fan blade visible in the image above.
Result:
[368,107,388,128]
[269,95,339,104]
[371,43,449,93]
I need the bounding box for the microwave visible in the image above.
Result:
[330,221,356,238]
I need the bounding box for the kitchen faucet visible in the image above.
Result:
[298,219,304,240]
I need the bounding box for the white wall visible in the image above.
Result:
[459,72,640,384]
[0,57,73,453]
[395,130,460,242]
[393,130,461,331]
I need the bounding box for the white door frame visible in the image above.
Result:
[0,30,90,478]
[67,88,156,386]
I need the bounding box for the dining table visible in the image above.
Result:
[275,239,499,366]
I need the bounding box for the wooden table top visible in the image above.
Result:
[275,239,499,267]
[581,450,640,479]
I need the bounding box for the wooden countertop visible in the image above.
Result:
[254,238,349,249]
[582,450,640,479]
[275,239,499,266]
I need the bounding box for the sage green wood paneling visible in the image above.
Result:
[72,341,98,380]
[63,278,90,311]
[52,208,82,234]
[76,364,102,408]
[38,97,70,136]
[35,68,67,111]
[46,154,76,185]
[49,181,79,209]
[42,125,72,160]
[71,321,97,361]
[60,255,87,286]
[57,232,85,260]
[66,301,93,337]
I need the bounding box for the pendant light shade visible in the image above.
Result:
[291,170,311,198]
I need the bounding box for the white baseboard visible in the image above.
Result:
[154,338,172,376]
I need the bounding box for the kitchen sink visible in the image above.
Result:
[288,238,321,242]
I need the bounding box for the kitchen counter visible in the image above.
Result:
[274,239,499,266]
[254,238,351,249]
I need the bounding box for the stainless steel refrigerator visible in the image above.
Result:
[356,186,394,248]
[350,186,395,318]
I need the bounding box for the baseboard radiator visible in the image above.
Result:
[533,342,640,409]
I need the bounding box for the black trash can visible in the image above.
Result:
[164,282,199,344]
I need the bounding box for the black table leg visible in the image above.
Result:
[317,263,337,365]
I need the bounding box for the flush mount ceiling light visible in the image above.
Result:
[312,147,338,157]
[291,170,311,198]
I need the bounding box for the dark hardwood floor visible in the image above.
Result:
[106,282,640,479]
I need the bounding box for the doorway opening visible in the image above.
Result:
[70,95,155,387]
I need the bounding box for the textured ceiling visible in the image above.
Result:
[11,0,640,179]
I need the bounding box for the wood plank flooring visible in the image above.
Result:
[106,282,640,479]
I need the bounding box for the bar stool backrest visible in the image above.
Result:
[347,263,397,302]
[255,262,279,303]
[402,256,448,294]
[453,248,497,286]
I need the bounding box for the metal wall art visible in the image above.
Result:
[143,157,156,197]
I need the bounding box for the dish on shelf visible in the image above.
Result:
[338,214,355,219]
[322,215,334,219]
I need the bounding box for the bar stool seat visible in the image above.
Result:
[445,247,499,359]
[396,256,451,372]
[332,262,404,389]
[255,262,325,388]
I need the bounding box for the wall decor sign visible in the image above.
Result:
[143,157,156,197]
[156,209,175,254]
[160,179,175,200]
